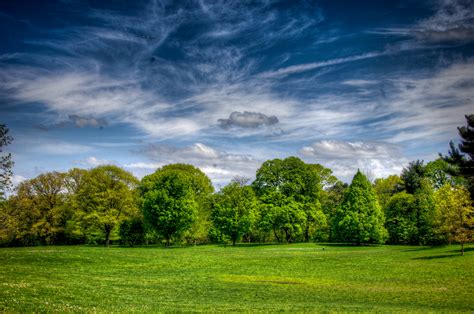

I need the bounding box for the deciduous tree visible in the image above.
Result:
[211,182,257,245]
[140,166,200,246]
[434,184,473,255]
[75,165,138,247]
[253,157,323,242]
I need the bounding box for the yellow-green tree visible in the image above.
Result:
[74,165,139,247]
[434,184,473,255]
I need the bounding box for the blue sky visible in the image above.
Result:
[1,0,473,188]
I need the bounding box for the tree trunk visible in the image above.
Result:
[232,237,236,246]
[284,228,291,243]
[105,226,111,247]
[304,226,309,243]
[273,227,280,243]
[166,237,170,247]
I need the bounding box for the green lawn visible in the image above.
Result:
[0,243,473,312]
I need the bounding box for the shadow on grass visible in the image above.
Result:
[316,243,383,247]
[400,246,444,252]
[412,254,461,260]
[450,247,474,253]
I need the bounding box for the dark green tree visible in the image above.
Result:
[412,178,436,244]
[321,181,348,242]
[401,160,426,194]
[333,170,388,244]
[211,182,257,246]
[442,114,474,197]
[0,124,14,199]
[119,216,146,247]
[384,192,417,244]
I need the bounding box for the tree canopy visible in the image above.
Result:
[74,165,139,247]
[211,182,257,245]
[140,165,204,246]
[333,170,387,244]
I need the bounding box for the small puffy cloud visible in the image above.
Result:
[68,115,108,129]
[300,140,407,181]
[123,162,164,169]
[11,174,26,187]
[218,111,279,129]
[73,156,111,167]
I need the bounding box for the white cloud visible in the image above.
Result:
[260,52,385,78]
[138,142,262,187]
[32,141,93,155]
[11,174,26,187]
[82,156,111,167]
[123,162,163,169]
[300,140,408,181]
[372,0,474,43]
[342,79,378,86]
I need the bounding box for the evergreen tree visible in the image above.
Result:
[443,114,474,197]
[333,170,387,244]
[0,124,14,199]
[401,160,426,194]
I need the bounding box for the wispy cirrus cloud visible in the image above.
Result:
[259,52,386,78]
[371,0,474,43]
[1,0,473,186]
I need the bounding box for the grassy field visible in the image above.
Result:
[0,243,473,312]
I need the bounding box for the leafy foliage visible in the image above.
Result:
[0,172,69,245]
[211,182,257,245]
[119,216,146,247]
[384,192,417,244]
[74,165,138,246]
[373,175,403,209]
[253,157,324,242]
[434,184,474,255]
[333,171,387,244]
[140,165,202,246]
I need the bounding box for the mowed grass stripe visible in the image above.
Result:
[0,244,472,312]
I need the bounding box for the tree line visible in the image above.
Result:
[0,115,473,253]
